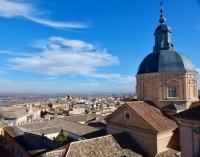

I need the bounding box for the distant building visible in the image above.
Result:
[0,106,40,126]
[67,94,72,100]
[3,126,60,157]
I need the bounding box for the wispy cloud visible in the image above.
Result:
[0,70,7,74]
[196,68,200,74]
[88,73,136,83]
[0,78,136,93]
[78,82,101,86]
[9,36,119,75]
[45,77,57,80]
[0,0,88,29]
[0,78,64,93]
[8,36,135,84]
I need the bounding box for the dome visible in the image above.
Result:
[155,24,171,32]
[137,50,197,74]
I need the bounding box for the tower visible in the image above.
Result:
[136,2,198,109]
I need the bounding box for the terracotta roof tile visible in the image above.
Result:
[126,101,178,133]
[4,126,61,156]
[112,132,147,156]
[63,115,96,123]
[44,118,66,128]
[31,126,62,135]
[44,144,69,157]
[66,132,145,157]
[173,105,200,121]
[155,148,179,157]
[16,118,106,139]
[31,106,40,112]
[0,107,28,119]
[3,126,24,137]
[0,107,25,112]
[15,133,59,156]
[62,121,106,138]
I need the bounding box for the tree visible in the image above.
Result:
[57,135,69,145]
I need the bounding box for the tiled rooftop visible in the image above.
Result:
[44,118,66,128]
[0,108,27,119]
[155,148,180,157]
[173,105,200,121]
[16,121,48,131]
[65,132,146,157]
[0,107,25,112]
[31,126,63,135]
[112,132,147,156]
[16,117,106,138]
[4,126,60,156]
[161,103,185,111]
[15,133,60,156]
[44,144,69,157]
[4,126,24,137]
[63,115,97,123]
[126,101,178,133]
[62,121,106,138]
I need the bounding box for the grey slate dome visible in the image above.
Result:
[137,4,197,75]
[155,24,171,32]
[137,50,197,74]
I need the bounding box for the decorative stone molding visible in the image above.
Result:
[166,78,178,85]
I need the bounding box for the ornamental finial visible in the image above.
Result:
[159,1,166,24]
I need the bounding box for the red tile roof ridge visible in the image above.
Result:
[72,134,113,144]
[126,101,178,133]
[31,106,40,112]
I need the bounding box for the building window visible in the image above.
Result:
[168,86,177,97]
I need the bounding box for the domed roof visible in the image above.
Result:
[137,50,197,74]
[155,24,171,32]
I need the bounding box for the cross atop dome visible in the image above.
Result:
[159,1,164,7]
[159,1,166,24]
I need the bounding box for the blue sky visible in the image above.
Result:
[0,0,200,93]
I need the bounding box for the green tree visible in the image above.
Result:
[57,135,69,145]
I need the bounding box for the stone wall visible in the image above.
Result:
[179,121,200,157]
[136,72,198,109]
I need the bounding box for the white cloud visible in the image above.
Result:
[45,77,57,80]
[89,73,136,83]
[8,36,136,84]
[108,75,136,84]
[78,82,101,86]
[9,36,119,75]
[0,78,56,93]
[0,0,88,29]
[0,78,136,93]
[196,68,200,74]
[0,70,7,74]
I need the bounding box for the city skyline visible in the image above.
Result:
[0,0,200,93]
